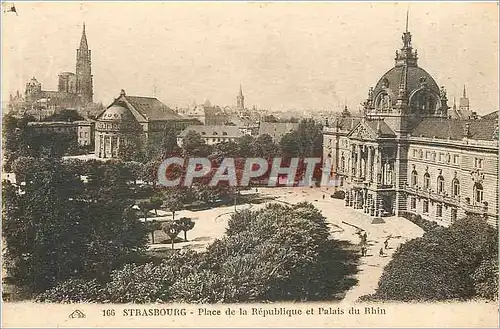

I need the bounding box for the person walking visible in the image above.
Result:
[379,247,384,257]
[384,238,389,249]
[322,194,325,200]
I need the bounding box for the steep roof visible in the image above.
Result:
[99,91,183,122]
[411,117,498,141]
[481,111,498,121]
[333,116,362,132]
[125,96,182,121]
[258,122,299,141]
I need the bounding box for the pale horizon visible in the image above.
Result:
[2,2,498,114]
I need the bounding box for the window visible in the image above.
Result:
[413,149,418,158]
[436,204,443,217]
[423,200,429,213]
[474,158,483,169]
[425,151,430,160]
[438,153,443,162]
[452,179,460,197]
[432,152,436,162]
[474,183,484,203]
[340,156,345,172]
[411,170,418,186]
[437,175,445,193]
[423,173,430,189]
[453,155,459,164]
[451,208,457,223]
[411,197,416,210]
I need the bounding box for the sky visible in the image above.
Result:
[2,2,498,114]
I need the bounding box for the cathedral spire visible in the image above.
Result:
[463,85,467,98]
[237,84,245,110]
[79,22,88,51]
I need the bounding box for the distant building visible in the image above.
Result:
[19,24,93,114]
[95,89,195,159]
[323,23,499,226]
[177,125,243,146]
[27,120,95,147]
[450,86,476,120]
[258,122,300,142]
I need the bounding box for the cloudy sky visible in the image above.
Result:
[2,2,498,113]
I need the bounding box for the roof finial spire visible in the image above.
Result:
[463,85,467,98]
[405,9,409,33]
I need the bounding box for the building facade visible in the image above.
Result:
[323,26,499,226]
[27,120,95,147]
[177,125,243,146]
[95,89,195,159]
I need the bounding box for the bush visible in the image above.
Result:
[105,251,201,303]
[472,256,499,300]
[400,211,441,232]
[201,202,359,302]
[372,215,498,301]
[35,278,106,303]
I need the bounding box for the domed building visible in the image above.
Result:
[323,22,498,226]
[95,89,196,159]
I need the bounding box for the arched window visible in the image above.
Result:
[437,175,445,193]
[423,173,430,189]
[340,156,345,172]
[411,170,418,186]
[452,179,460,197]
[473,183,483,203]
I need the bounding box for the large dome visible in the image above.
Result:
[372,66,440,110]
[101,104,134,121]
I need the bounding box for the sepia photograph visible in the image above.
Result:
[1,1,499,328]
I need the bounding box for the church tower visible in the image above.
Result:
[236,84,245,111]
[459,85,470,113]
[76,23,93,105]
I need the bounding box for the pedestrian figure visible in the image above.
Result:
[384,238,389,249]
[361,246,367,256]
[322,194,325,200]
[379,247,384,257]
[363,232,367,241]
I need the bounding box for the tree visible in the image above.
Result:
[371,215,498,301]
[176,217,195,242]
[182,130,211,157]
[163,190,183,221]
[3,158,148,293]
[236,135,255,157]
[280,119,323,157]
[252,134,278,158]
[138,201,155,243]
[162,221,182,249]
[199,202,359,302]
[149,197,163,216]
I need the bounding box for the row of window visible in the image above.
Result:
[410,198,459,222]
[410,170,484,202]
[411,149,485,169]
[412,149,461,164]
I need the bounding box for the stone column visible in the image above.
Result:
[367,146,373,182]
[374,147,380,185]
[357,145,362,178]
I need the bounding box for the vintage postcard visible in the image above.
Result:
[1,1,499,328]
